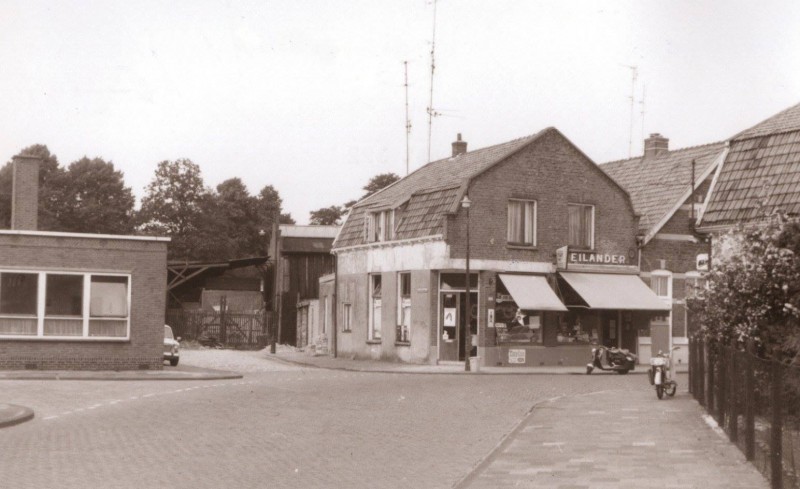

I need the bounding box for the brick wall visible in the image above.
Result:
[447,129,639,262]
[0,233,168,370]
[10,155,40,231]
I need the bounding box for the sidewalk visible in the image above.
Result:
[456,388,768,489]
[0,364,242,381]
[267,350,689,375]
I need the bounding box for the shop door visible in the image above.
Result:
[440,292,478,361]
[601,312,619,348]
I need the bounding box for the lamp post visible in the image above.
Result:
[461,195,472,372]
[259,228,277,354]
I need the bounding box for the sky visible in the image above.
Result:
[1,1,799,224]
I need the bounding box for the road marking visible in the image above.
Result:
[142,393,155,398]
[108,400,122,405]
[633,441,656,447]
[43,415,58,420]
[541,442,563,446]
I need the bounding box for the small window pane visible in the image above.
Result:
[568,204,593,248]
[0,318,37,335]
[90,276,128,318]
[89,319,127,337]
[46,275,83,316]
[0,272,38,315]
[44,318,82,336]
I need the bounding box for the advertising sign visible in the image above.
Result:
[556,246,568,269]
[508,349,526,364]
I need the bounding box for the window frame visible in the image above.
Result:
[341,302,352,332]
[567,203,595,250]
[0,269,131,341]
[397,272,411,343]
[368,209,396,242]
[368,274,382,341]
[506,199,537,247]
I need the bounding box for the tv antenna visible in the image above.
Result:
[639,82,646,154]
[404,60,412,175]
[426,0,439,163]
[622,64,638,158]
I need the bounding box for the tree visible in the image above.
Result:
[0,144,65,230]
[279,213,295,224]
[362,172,400,199]
[58,157,136,234]
[688,217,800,360]
[138,159,208,260]
[309,205,344,225]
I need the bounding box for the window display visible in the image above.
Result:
[494,286,542,344]
[555,311,594,344]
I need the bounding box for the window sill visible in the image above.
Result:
[341,330,351,334]
[507,244,537,251]
[366,339,382,345]
[395,341,410,347]
[0,335,130,342]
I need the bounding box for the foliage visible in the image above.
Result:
[688,217,800,361]
[362,172,400,199]
[309,205,344,225]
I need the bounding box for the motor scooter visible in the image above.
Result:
[586,345,636,375]
[648,346,679,399]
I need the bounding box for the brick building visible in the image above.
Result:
[332,129,668,368]
[602,134,727,365]
[0,155,169,370]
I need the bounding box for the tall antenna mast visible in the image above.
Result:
[404,61,411,175]
[426,0,438,163]
[624,64,638,158]
[639,82,646,155]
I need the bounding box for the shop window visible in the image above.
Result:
[396,273,411,343]
[568,203,594,249]
[0,270,130,340]
[493,281,542,344]
[368,210,395,242]
[368,275,382,341]
[555,311,594,344]
[342,303,352,332]
[507,199,537,246]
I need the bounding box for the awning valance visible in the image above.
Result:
[558,272,670,311]
[498,274,568,311]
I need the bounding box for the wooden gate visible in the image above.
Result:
[166,307,272,350]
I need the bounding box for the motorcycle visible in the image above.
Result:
[648,346,679,399]
[586,345,636,375]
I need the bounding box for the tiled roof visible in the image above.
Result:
[731,102,800,140]
[333,129,551,249]
[700,126,800,229]
[602,142,726,236]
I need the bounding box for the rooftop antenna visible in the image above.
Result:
[639,82,646,154]
[404,61,412,175]
[622,64,638,158]
[426,0,439,163]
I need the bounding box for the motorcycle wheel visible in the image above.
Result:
[586,366,593,375]
[666,383,677,397]
[656,385,664,399]
[616,369,629,375]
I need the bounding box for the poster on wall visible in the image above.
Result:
[443,308,457,327]
[487,309,495,327]
[508,349,526,364]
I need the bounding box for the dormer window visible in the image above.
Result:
[368,209,395,242]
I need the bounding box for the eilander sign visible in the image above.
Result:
[556,246,627,269]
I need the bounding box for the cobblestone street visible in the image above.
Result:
[0,350,766,489]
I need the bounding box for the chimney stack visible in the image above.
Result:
[11,155,41,231]
[644,133,669,158]
[452,133,467,157]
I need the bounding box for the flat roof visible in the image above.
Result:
[0,229,171,242]
[279,225,340,238]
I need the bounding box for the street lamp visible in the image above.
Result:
[259,229,276,354]
[461,195,472,372]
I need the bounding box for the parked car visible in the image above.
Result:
[164,324,181,366]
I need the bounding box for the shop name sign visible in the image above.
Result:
[557,246,627,269]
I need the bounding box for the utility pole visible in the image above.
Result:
[404,60,412,175]
[426,0,438,163]
[623,64,638,158]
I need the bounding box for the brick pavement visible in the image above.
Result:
[460,387,768,489]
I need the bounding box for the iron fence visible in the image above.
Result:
[690,337,800,489]
[166,308,273,350]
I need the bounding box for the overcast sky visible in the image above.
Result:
[1,1,798,224]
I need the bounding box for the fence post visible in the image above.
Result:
[698,338,706,406]
[219,296,228,345]
[744,350,755,461]
[717,347,726,427]
[708,347,716,415]
[729,348,738,443]
[770,361,783,489]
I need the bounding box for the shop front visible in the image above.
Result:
[479,250,670,367]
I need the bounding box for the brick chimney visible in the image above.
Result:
[452,133,467,157]
[644,133,669,158]
[11,155,41,231]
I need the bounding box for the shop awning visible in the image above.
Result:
[497,274,568,311]
[558,272,670,311]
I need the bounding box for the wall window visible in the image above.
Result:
[368,210,395,242]
[507,199,537,246]
[397,273,411,343]
[568,204,594,249]
[650,270,672,323]
[368,275,382,340]
[0,270,130,339]
[342,303,352,332]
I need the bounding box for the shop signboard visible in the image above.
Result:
[568,251,627,265]
[508,349,526,364]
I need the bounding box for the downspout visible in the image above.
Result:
[332,250,338,358]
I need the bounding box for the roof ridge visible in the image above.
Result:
[730,101,800,141]
[601,140,725,166]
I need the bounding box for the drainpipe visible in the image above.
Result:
[332,252,338,358]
